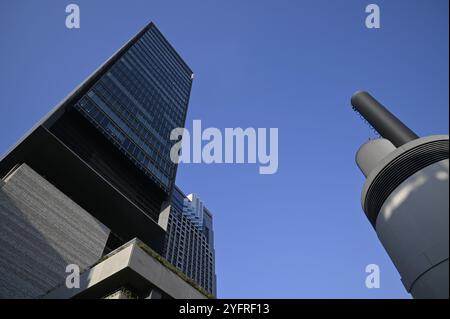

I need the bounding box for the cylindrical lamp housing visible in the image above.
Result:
[357,135,449,299]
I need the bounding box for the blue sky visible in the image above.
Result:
[0,1,448,298]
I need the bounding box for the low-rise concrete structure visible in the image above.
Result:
[44,238,210,299]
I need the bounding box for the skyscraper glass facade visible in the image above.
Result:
[74,24,193,192]
[164,186,217,296]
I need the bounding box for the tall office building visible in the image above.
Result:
[0,22,210,299]
[163,187,217,296]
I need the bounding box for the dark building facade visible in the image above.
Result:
[164,186,217,296]
[0,22,193,255]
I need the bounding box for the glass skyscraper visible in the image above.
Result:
[0,22,219,299]
[74,25,193,192]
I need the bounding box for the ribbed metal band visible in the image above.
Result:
[364,139,449,227]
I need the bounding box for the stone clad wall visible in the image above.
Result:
[0,164,110,298]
